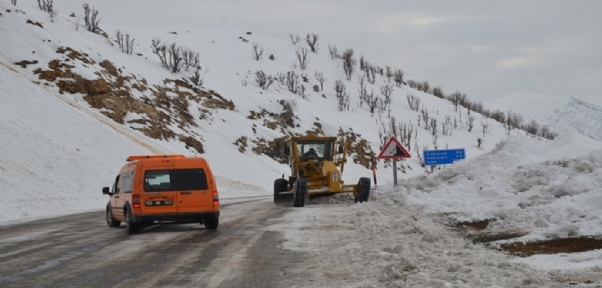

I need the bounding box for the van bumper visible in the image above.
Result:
[133,211,220,223]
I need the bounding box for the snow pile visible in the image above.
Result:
[268,135,602,287]
[270,188,562,287]
[404,135,602,242]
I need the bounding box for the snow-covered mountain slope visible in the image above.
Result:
[488,90,602,141]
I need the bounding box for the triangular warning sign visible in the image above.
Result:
[377,137,411,159]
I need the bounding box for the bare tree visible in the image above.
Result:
[115,30,135,54]
[432,87,444,98]
[182,47,200,70]
[191,66,208,87]
[334,80,349,112]
[357,77,367,107]
[314,71,325,91]
[481,120,490,137]
[380,84,394,106]
[38,0,53,12]
[328,45,338,60]
[251,43,264,61]
[49,10,57,23]
[159,43,184,73]
[305,33,319,53]
[286,71,299,94]
[255,70,274,90]
[275,72,286,84]
[393,69,404,87]
[406,94,420,111]
[289,33,301,45]
[385,66,392,82]
[295,47,308,70]
[341,49,356,81]
[525,119,539,135]
[467,115,475,132]
[148,38,161,54]
[366,90,377,116]
[74,16,81,31]
[11,0,17,6]
[365,66,376,84]
[82,3,100,32]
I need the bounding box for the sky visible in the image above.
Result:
[51,0,602,104]
[3,1,602,286]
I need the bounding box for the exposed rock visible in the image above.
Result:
[13,60,38,68]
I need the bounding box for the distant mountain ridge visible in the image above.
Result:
[488,91,602,141]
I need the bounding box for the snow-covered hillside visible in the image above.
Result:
[2,1,602,284]
[1,0,521,222]
[489,90,602,141]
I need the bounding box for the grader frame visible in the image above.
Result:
[273,133,370,207]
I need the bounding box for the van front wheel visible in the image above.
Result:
[106,207,121,228]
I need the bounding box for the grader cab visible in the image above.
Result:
[273,133,371,207]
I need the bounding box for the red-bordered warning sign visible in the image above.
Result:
[377,137,411,159]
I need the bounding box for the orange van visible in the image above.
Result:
[102,154,220,234]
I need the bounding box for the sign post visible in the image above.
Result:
[423,149,466,166]
[377,137,411,186]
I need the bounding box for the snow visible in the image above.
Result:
[2,0,602,286]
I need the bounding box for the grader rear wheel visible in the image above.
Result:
[273,178,288,204]
[355,177,371,203]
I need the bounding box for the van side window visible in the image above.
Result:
[121,170,134,193]
[144,169,208,192]
[113,175,120,194]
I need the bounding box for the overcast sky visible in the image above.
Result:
[59,0,602,104]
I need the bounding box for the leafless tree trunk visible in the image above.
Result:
[334,80,349,112]
[83,3,100,32]
[151,38,162,54]
[252,43,264,60]
[255,70,274,90]
[289,33,301,45]
[286,71,299,94]
[295,47,308,70]
[328,45,338,60]
[467,115,475,132]
[305,33,319,53]
[393,69,404,87]
[341,49,356,81]
[314,71,325,91]
[380,84,394,106]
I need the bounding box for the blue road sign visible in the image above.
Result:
[423,149,466,165]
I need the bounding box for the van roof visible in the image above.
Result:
[126,154,186,161]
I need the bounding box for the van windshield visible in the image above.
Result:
[144,169,208,192]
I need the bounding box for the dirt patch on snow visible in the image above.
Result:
[500,236,602,257]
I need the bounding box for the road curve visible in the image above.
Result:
[0,197,308,288]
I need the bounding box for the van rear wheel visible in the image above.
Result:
[204,217,219,230]
[125,210,139,234]
[106,207,121,227]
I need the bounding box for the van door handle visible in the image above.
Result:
[114,196,120,198]
[180,192,192,195]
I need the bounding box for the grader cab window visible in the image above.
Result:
[297,141,334,161]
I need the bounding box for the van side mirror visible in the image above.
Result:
[102,187,112,195]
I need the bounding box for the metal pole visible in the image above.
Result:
[393,159,398,186]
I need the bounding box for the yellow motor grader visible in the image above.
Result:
[273,133,371,207]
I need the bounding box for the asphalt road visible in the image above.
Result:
[0,197,308,288]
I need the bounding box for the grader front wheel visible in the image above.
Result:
[293,178,308,207]
[355,177,371,203]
